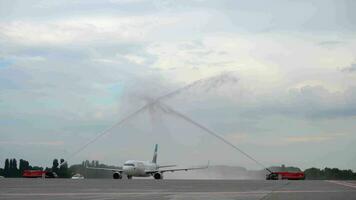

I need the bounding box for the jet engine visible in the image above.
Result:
[113,172,122,179]
[153,172,163,180]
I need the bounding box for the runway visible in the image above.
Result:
[1,179,355,200]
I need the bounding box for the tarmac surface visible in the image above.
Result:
[0,179,356,200]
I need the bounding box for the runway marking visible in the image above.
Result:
[0,190,354,197]
[259,180,290,200]
[326,181,356,189]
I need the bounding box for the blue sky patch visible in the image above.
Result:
[108,82,123,98]
[0,59,12,69]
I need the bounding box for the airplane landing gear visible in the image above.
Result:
[127,175,132,179]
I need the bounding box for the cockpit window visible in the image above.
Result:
[124,163,135,166]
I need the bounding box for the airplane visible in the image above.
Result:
[86,144,208,179]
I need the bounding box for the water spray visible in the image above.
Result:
[156,102,272,173]
[60,73,233,166]
[61,72,272,173]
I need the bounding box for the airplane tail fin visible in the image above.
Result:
[152,144,158,164]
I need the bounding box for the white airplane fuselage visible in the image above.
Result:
[122,160,157,177]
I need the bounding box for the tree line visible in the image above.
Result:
[45,158,70,178]
[0,158,43,177]
[0,158,118,178]
[0,158,68,178]
[304,167,356,180]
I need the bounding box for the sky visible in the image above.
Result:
[0,0,356,171]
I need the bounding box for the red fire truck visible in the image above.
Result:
[22,170,58,178]
[22,170,46,178]
[266,171,305,180]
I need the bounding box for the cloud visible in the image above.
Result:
[341,63,356,73]
[0,140,64,146]
[283,133,348,143]
[123,54,147,65]
[0,16,179,46]
[318,40,344,47]
[226,133,248,144]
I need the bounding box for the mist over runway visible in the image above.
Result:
[1,179,356,200]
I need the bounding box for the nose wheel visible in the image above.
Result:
[127,175,132,179]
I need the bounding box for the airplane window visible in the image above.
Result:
[124,163,135,166]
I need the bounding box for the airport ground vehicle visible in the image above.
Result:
[22,170,46,178]
[71,173,85,179]
[22,170,58,178]
[266,171,305,180]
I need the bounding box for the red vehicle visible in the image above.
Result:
[23,170,58,178]
[22,170,46,178]
[266,171,305,180]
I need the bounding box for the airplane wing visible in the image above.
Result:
[86,166,123,172]
[158,164,177,168]
[145,165,208,174]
